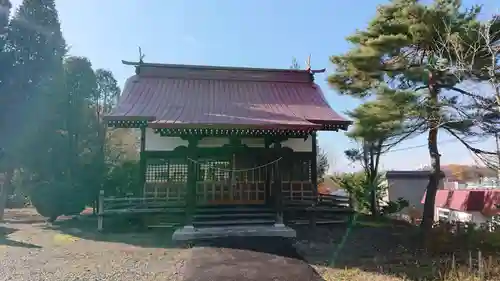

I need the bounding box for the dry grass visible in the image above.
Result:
[311,266,499,281]
[295,216,500,281]
[311,260,500,281]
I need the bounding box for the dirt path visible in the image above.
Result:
[185,237,323,281]
[1,209,322,281]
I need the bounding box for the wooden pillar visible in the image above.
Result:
[311,131,318,196]
[273,138,284,226]
[310,132,318,228]
[264,137,272,206]
[184,137,199,228]
[229,137,242,201]
[138,126,147,196]
[97,190,104,231]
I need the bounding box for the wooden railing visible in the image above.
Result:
[280,181,314,200]
[143,182,186,202]
[284,194,351,206]
[97,190,185,231]
[283,193,353,225]
[96,186,353,230]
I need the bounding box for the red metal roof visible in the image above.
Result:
[422,189,500,216]
[106,62,350,130]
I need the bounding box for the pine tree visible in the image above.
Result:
[0,0,12,220]
[29,56,100,220]
[328,0,499,229]
[0,0,12,138]
[2,0,66,171]
[316,145,329,182]
[0,0,66,220]
[344,88,416,215]
[0,0,10,50]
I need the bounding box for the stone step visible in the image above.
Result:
[195,207,273,214]
[194,219,275,227]
[194,212,275,220]
[289,218,348,225]
[172,225,296,241]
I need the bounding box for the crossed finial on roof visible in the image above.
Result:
[138,47,145,64]
[305,54,311,72]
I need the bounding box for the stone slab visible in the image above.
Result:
[172,225,296,241]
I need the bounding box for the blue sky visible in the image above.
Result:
[10,0,499,172]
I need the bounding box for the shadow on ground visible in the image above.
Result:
[185,237,325,281]
[47,216,182,249]
[46,213,430,280]
[50,216,324,280]
[0,226,42,249]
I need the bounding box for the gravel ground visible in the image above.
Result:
[1,211,189,280]
[1,208,322,281]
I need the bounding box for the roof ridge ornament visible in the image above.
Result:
[306,54,315,82]
[135,47,146,75]
[305,54,311,72]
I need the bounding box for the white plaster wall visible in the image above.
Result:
[387,177,429,212]
[436,207,488,225]
[387,176,444,220]
[198,137,230,148]
[144,129,188,151]
[143,128,313,152]
[241,138,265,148]
[280,137,312,152]
[470,211,489,224]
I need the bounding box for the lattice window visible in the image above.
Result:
[146,161,169,183]
[145,159,188,183]
[197,160,231,181]
[168,163,188,182]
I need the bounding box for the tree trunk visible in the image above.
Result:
[369,144,379,216]
[0,182,7,221]
[421,126,441,230]
[369,170,378,216]
[421,75,441,230]
[0,168,14,221]
[362,141,378,216]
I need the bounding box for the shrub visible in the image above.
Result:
[29,180,86,221]
[331,172,391,215]
[102,160,141,197]
[380,197,409,215]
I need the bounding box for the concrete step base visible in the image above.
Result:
[172,225,296,241]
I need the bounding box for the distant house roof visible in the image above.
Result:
[105,61,350,130]
[318,177,341,195]
[422,189,500,216]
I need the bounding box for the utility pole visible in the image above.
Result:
[496,132,500,187]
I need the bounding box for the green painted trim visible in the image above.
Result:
[321,123,349,131]
[107,120,148,128]
[142,147,313,159]
[156,128,312,137]
[106,120,349,132]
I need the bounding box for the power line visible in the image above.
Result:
[385,138,458,153]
